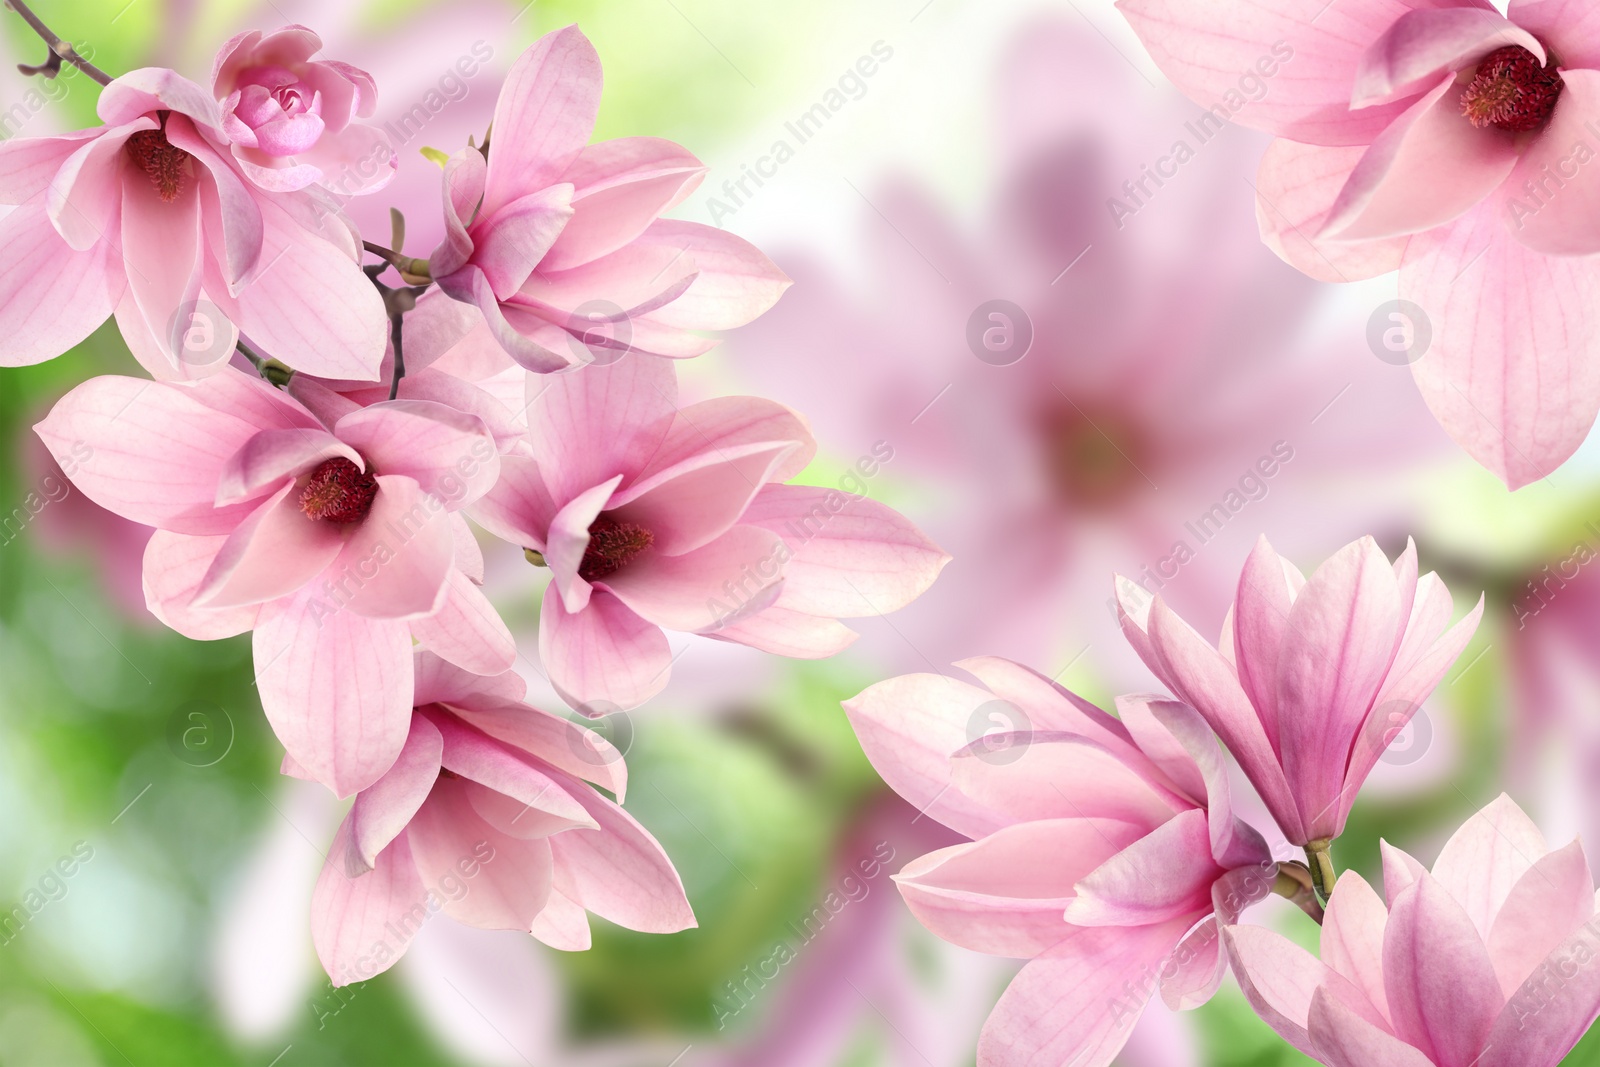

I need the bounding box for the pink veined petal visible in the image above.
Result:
[464,778,589,840]
[399,287,482,375]
[1322,870,1393,1026]
[119,154,205,376]
[1256,138,1410,283]
[327,475,455,620]
[447,695,628,801]
[142,531,261,639]
[291,122,397,195]
[334,400,499,508]
[1146,700,1271,869]
[546,768,697,933]
[1114,695,1208,807]
[1427,796,1548,940]
[284,374,362,426]
[0,128,100,205]
[441,265,577,373]
[529,353,678,505]
[1403,199,1600,488]
[311,822,429,987]
[949,732,1188,829]
[1324,75,1520,241]
[231,198,387,381]
[1382,840,1428,905]
[1485,839,1596,997]
[708,605,858,658]
[1504,70,1600,255]
[47,120,149,250]
[34,373,295,535]
[1224,924,1392,1057]
[1308,986,1437,1067]
[405,779,555,930]
[1115,0,1436,147]
[408,569,516,677]
[431,147,486,279]
[422,706,594,826]
[1275,536,1404,842]
[481,25,601,218]
[98,67,226,133]
[194,481,346,608]
[474,184,576,300]
[166,113,264,288]
[0,205,123,366]
[609,220,791,332]
[346,714,445,873]
[1510,0,1600,70]
[894,818,1144,958]
[214,426,357,506]
[411,650,527,708]
[467,454,559,550]
[735,484,950,618]
[529,886,591,950]
[1383,873,1504,1065]
[607,441,799,556]
[634,395,816,484]
[958,657,1144,763]
[842,673,1016,840]
[544,771,694,927]
[538,588,671,714]
[976,918,1194,1067]
[1233,535,1296,749]
[395,369,524,457]
[600,524,788,633]
[1164,867,1285,1012]
[1479,919,1600,1067]
[253,588,414,797]
[1065,809,1222,927]
[545,477,619,613]
[1350,7,1545,108]
[543,137,707,272]
[1146,597,1305,843]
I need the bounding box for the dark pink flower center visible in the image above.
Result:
[579,519,654,582]
[124,117,190,203]
[300,457,378,523]
[1461,46,1563,132]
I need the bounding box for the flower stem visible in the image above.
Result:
[1305,839,1337,906]
[4,0,111,85]
[387,311,404,402]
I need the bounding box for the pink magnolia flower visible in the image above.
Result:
[1115,535,1482,856]
[470,354,948,713]
[212,25,396,195]
[845,657,1284,1067]
[1118,0,1600,487]
[309,652,694,986]
[34,367,513,795]
[1227,794,1600,1067]
[0,68,385,380]
[428,25,791,372]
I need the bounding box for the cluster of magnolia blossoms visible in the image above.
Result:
[13,22,945,981]
[842,535,1600,1067]
[1118,0,1600,489]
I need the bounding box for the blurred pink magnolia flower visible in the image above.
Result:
[729,18,1442,677]
[470,354,947,713]
[845,656,1283,1067]
[34,367,513,796]
[429,25,791,372]
[1115,536,1482,854]
[0,68,386,379]
[212,24,396,194]
[1228,794,1600,1067]
[1119,0,1600,487]
[309,652,693,986]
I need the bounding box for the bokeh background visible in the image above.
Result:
[3,0,1600,1064]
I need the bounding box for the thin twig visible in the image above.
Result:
[5,0,111,85]
[387,312,404,401]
